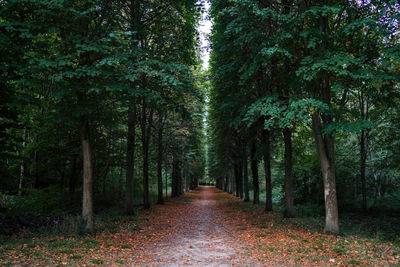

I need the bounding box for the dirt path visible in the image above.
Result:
[1,186,398,266]
[128,186,264,266]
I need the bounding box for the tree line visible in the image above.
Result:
[0,0,206,233]
[208,0,400,234]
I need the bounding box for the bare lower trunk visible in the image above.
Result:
[165,167,168,200]
[178,166,183,195]
[312,8,339,234]
[234,163,240,197]
[171,158,181,197]
[80,115,94,233]
[360,130,367,211]
[119,166,123,200]
[228,172,233,194]
[312,112,339,234]
[125,103,136,215]
[18,128,27,196]
[34,135,39,188]
[263,130,272,211]
[238,160,243,198]
[157,116,164,204]
[250,142,259,204]
[243,142,249,202]
[283,128,294,218]
[359,90,369,211]
[142,102,154,209]
[18,164,24,196]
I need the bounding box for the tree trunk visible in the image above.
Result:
[80,114,94,233]
[165,167,168,200]
[34,135,39,188]
[178,166,183,195]
[227,172,232,194]
[119,166,123,200]
[263,130,272,211]
[238,160,243,198]
[359,93,369,211]
[360,129,367,211]
[312,6,339,234]
[283,127,294,218]
[250,142,259,204]
[172,162,176,197]
[172,158,181,197]
[312,112,339,234]
[242,142,249,202]
[18,127,27,196]
[234,163,240,197]
[157,112,164,204]
[125,103,136,214]
[141,99,154,209]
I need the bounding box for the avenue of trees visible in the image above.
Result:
[0,0,205,233]
[208,0,400,234]
[1,0,400,238]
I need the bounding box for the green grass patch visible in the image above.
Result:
[71,254,83,259]
[345,259,360,265]
[46,238,77,253]
[333,247,346,255]
[91,258,104,264]
[131,224,142,232]
[58,248,74,254]
[121,243,131,249]
[82,238,98,251]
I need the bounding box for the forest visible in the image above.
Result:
[1,0,400,265]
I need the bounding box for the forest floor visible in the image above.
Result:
[1,186,399,266]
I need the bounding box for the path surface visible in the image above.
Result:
[2,186,398,266]
[128,186,264,266]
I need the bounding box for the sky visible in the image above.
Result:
[199,1,212,70]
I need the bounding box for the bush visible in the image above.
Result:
[371,192,400,215]
[295,203,325,217]
[3,186,68,216]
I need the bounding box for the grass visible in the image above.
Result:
[227,191,400,265]
[91,258,104,264]
[71,254,83,259]
[346,259,360,265]
[246,190,400,246]
[0,206,150,266]
[121,243,131,249]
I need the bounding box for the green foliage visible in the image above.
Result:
[0,0,206,235]
[208,0,400,235]
[2,187,68,216]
